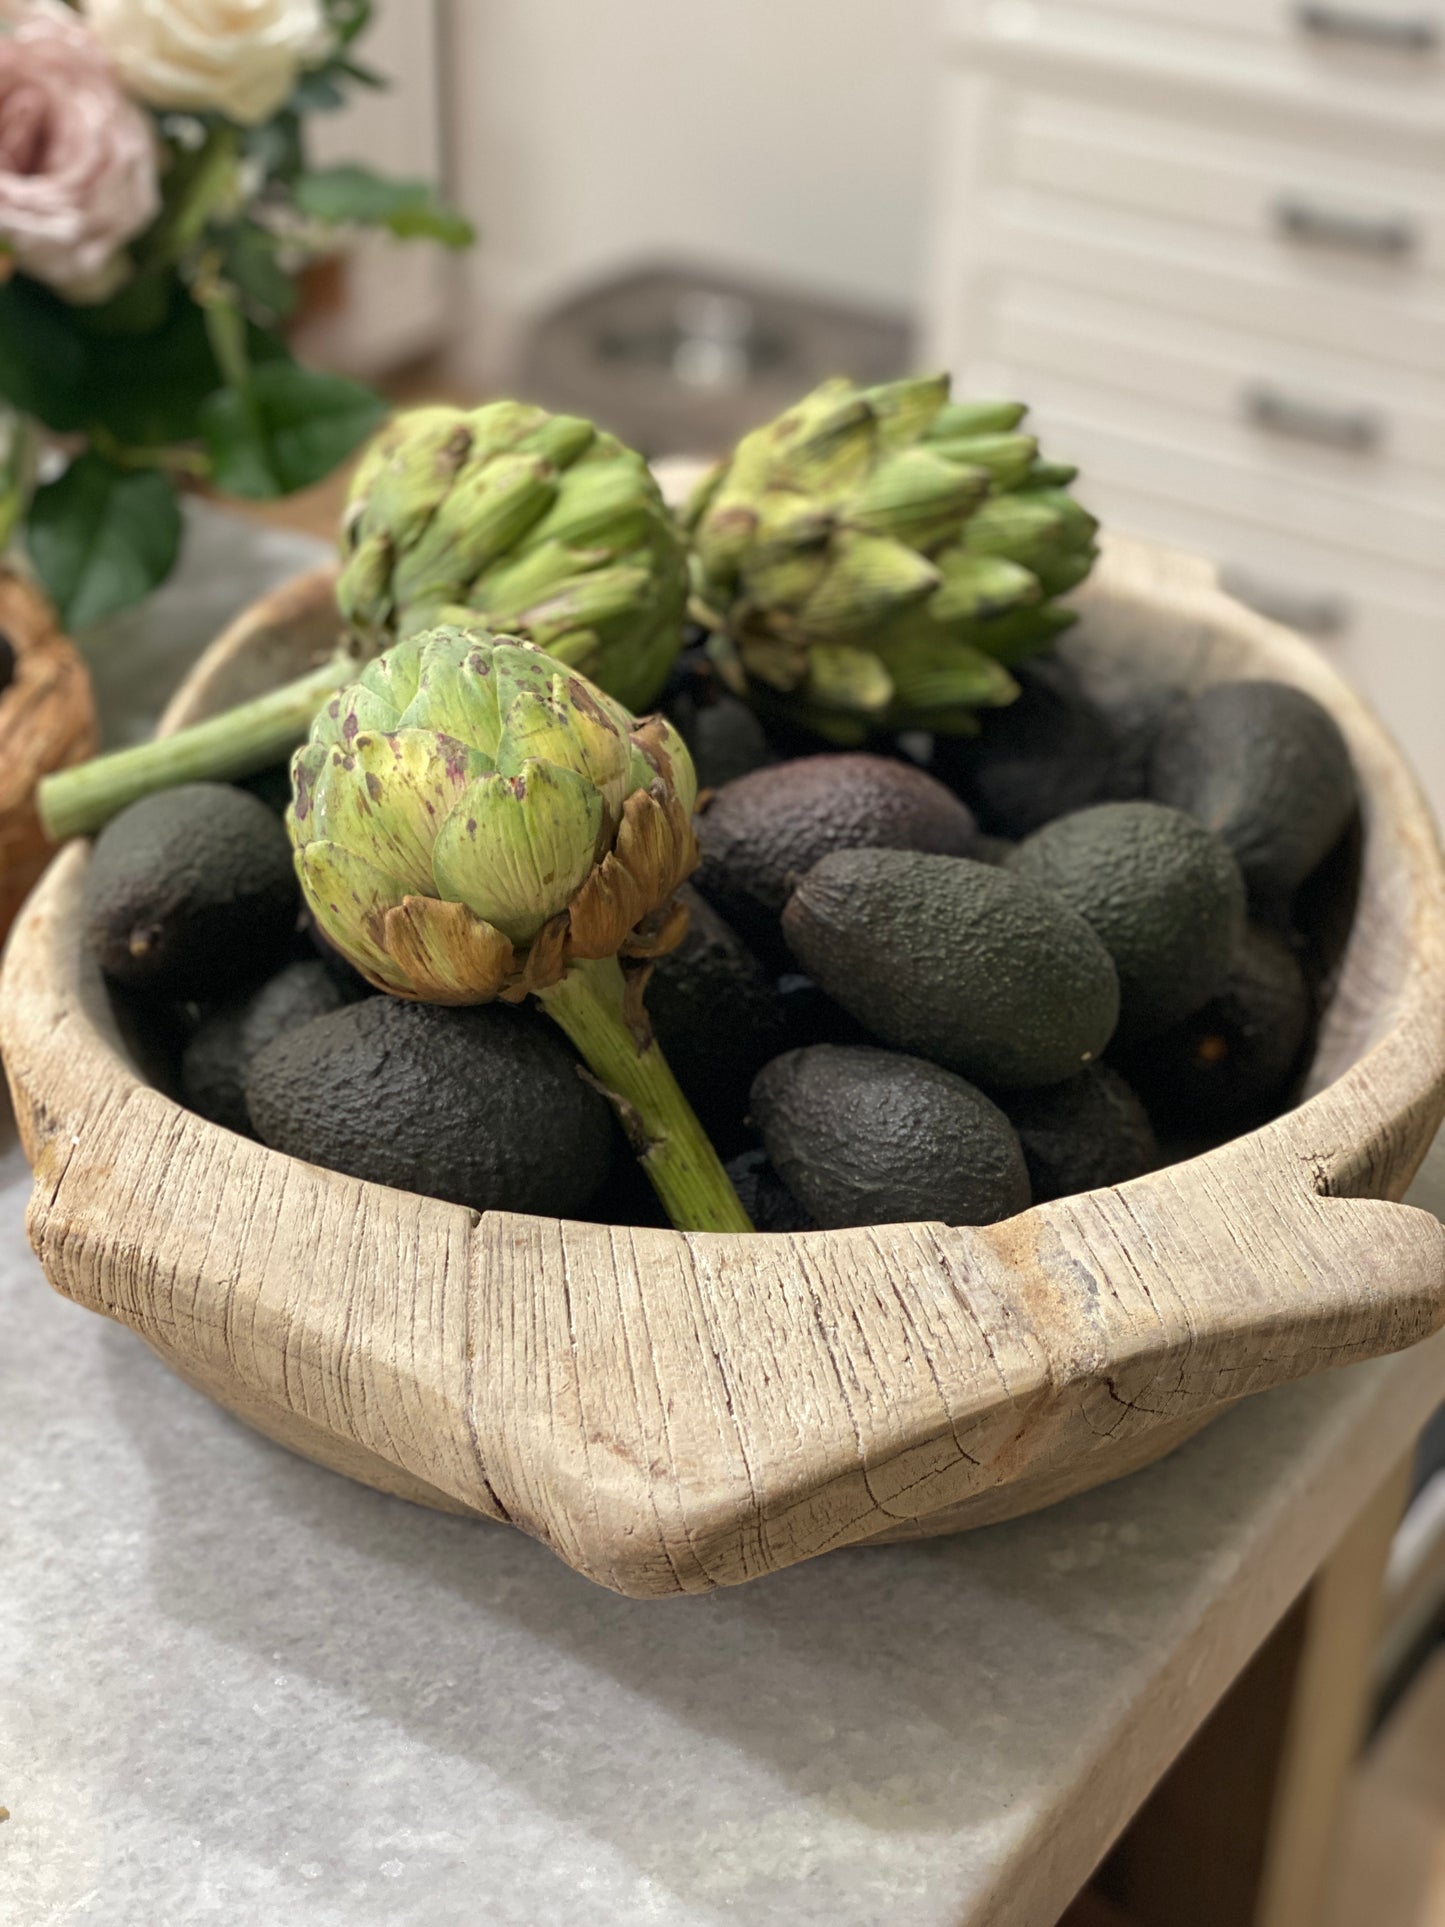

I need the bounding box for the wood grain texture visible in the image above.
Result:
[0,574,96,938]
[4,535,1445,1597]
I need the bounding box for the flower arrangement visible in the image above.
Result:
[0,0,471,627]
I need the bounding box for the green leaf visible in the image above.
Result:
[246,110,304,187]
[28,454,183,629]
[291,70,347,112]
[336,56,387,88]
[223,225,297,320]
[73,270,172,338]
[200,361,387,499]
[85,287,223,448]
[0,280,91,430]
[325,0,373,46]
[294,165,474,247]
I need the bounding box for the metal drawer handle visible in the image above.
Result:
[1243,383,1384,452]
[1275,195,1418,256]
[1294,4,1440,49]
[1220,566,1352,638]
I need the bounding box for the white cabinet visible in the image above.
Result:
[925,3,1445,816]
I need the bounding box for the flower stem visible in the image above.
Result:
[37,652,354,843]
[538,955,754,1234]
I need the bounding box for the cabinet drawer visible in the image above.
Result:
[1007,91,1445,285]
[969,178,1445,377]
[947,0,1445,142]
[959,364,1445,578]
[977,281,1445,482]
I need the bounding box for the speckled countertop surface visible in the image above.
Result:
[3,510,1444,1925]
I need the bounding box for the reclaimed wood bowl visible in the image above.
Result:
[4,535,1445,1597]
[0,574,96,939]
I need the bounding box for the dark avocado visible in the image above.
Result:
[695,751,978,962]
[1118,924,1312,1134]
[724,1147,819,1233]
[1007,801,1246,1042]
[665,666,771,791]
[1149,680,1357,908]
[245,996,614,1217]
[181,960,354,1137]
[783,849,1120,1089]
[750,1044,1031,1230]
[1002,1063,1159,1203]
[643,886,786,1155]
[85,781,298,999]
[930,657,1118,836]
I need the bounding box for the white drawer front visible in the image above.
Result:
[947,0,1445,141]
[969,179,1445,377]
[1007,91,1445,285]
[961,372,1445,580]
[976,281,1445,485]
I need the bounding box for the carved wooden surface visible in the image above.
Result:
[4,535,1444,1597]
[0,574,96,938]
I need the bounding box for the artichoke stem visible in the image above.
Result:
[538,955,754,1235]
[38,653,356,843]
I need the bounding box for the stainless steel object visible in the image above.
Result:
[519,262,910,454]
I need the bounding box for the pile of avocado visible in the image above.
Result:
[82,656,1358,1234]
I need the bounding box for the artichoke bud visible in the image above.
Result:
[338,403,690,715]
[389,452,557,612]
[924,398,1027,439]
[798,530,940,636]
[683,374,1096,738]
[289,627,699,1007]
[865,372,951,451]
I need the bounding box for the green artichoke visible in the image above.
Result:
[288,626,751,1234]
[336,402,689,715]
[683,374,1098,742]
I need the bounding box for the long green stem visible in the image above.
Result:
[38,652,354,843]
[538,954,754,1234]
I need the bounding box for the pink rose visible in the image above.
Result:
[0,1,159,301]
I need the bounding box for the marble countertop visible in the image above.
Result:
[4,508,1445,1925]
[5,1119,1444,1927]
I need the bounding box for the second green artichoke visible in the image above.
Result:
[337,401,689,715]
[683,374,1099,742]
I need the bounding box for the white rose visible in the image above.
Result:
[82,0,330,126]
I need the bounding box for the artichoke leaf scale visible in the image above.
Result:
[431,760,603,947]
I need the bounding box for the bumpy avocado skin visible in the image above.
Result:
[85,781,298,999]
[931,658,1120,837]
[1149,680,1357,908]
[1008,801,1246,1043]
[182,960,354,1137]
[782,849,1120,1089]
[1119,924,1312,1134]
[1003,1063,1159,1203]
[751,1044,1031,1230]
[644,886,786,1155]
[696,751,978,961]
[245,997,614,1217]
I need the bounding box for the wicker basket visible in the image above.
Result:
[3,536,1443,1597]
[0,574,96,938]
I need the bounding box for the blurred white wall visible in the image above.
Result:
[444,0,941,381]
